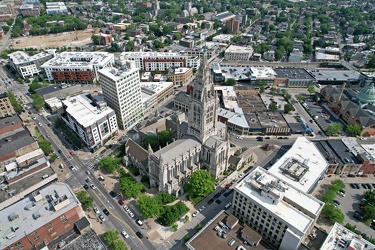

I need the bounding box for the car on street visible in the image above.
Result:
[265,137,270,139]
[85,178,90,183]
[99,215,105,221]
[109,191,117,197]
[121,231,129,239]
[208,198,214,204]
[362,183,368,189]
[354,211,364,221]
[93,207,100,214]
[213,193,221,199]
[123,205,130,212]
[238,173,244,178]
[58,149,62,154]
[199,206,206,212]
[220,189,226,194]
[136,219,143,226]
[69,151,74,156]
[136,232,143,238]
[225,183,232,189]
[118,200,125,205]
[128,211,134,218]
[83,184,89,190]
[333,200,340,206]
[192,211,199,217]
[103,209,110,216]
[90,184,96,189]
[85,170,90,175]
[70,166,77,171]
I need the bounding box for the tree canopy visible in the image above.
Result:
[284,103,295,113]
[185,170,215,199]
[136,194,164,218]
[346,124,362,136]
[119,172,143,198]
[7,92,22,114]
[142,130,173,151]
[31,93,45,110]
[99,157,121,173]
[268,102,278,111]
[76,191,94,207]
[307,86,316,95]
[326,122,343,136]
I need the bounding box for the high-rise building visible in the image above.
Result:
[0,93,15,118]
[99,61,143,129]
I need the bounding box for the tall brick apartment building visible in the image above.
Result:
[0,93,15,118]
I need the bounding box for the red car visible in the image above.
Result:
[69,151,74,156]
[225,183,232,189]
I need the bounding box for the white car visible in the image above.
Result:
[238,173,244,178]
[90,184,96,190]
[99,215,105,221]
[123,205,130,212]
[128,211,134,218]
[93,207,100,214]
[121,230,129,239]
[199,206,206,212]
[192,211,199,217]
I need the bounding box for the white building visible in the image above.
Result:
[320,222,375,250]
[141,81,174,111]
[233,166,324,250]
[61,93,118,151]
[224,45,254,61]
[117,52,200,72]
[98,62,144,130]
[267,137,328,194]
[8,50,55,78]
[212,34,233,43]
[249,66,277,84]
[45,2,67,14]
[42,52,114,82]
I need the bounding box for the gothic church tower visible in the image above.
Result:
[187,47,218,143]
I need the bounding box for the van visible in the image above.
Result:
[224,202,232,210]
[99,175,105,181]
[136,219,143,226]
[42,174,49,179]
[59,164,64,169]
[228,239,236,246]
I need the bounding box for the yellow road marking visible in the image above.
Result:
[91,190,143,244]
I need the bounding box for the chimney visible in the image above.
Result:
[338,82,346,101]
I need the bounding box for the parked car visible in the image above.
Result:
[69,151,74,156]
[333,200,340,206]
[136,219,143,226]
[118,200,125,205]
[136,232,143,238]
[350,183,357,189]
[121,231,129,239]
[103,209,110,216]
[58,149,62,154]
[83,184,89,190]
[99,215,105,221]
[208,199,214,204]
[192,211,199,217]
[93,207,100,214]
[128,211,134,218]
[225,183,232,189]
[123,205,130,212]
[199,206,206,212]
[90,184,96,189]
[362,183,368,189]
[366,184,372,189]
[354,211,364,221]
[109,191,117,197]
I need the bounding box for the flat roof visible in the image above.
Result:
[62,229,107,250]
[141,81,173,95]
[0,115,22,130]
[273,68,314,80]
[15,148,44,164]
[0,183,80,249]
[42,52,113,68]
[310,70,362,81]
[250,66,277,78]
[8,50,55,65]
[0,129,35,156]
[62,93,115,128]
[268,137,328,193]
[98,66,138,82]
[235,167,324,234]
[35,84,61,96]
[225,45,253,53]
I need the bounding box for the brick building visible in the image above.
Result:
[0,93,16,118]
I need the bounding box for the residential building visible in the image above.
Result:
[321,222,375,249]
[167,67,193,86]
[42,52,114,82]
[117,52,200,72]
[186,211,264,250]
[61,93,118,151]
[0,93,15,118]
[0,183,84,250]
[93,33,112,46]
[8,50,55,79]
[233,166,324,249]
[211,11,236,23]
[98,61,144,129]
[0,3,14,21]
[19,4,40,16]
[45,2,68,14]
[224,45,254,61]
[212,34,233,43]
[225,18,241,33]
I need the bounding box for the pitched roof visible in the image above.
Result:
[125,139,148,166]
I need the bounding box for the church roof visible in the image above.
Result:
[153,136,201,166]
[204,135,226,148]
[125,139,148,166]
[357,83,375,103]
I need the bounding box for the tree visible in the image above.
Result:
[103,230,119,246]
[162,26,173,35]
[321,203,344,224]
[76,191,94,207]
[119,175,143,198]
[112,240,128,250]
[125,40,135,51]
[284,103,295,113]
[344,223,359,234]
[91,35,99,45]
[172,223,178,231]
[38,137,52,155]
[275,46,285,61]
[196,223,202,232]
[7,92,22,114]
[231,36,241,43]
[136,194,164,218]
[223,78,236,86]
[184,215,189,222]
[153,40,164,49]
[307,86,315,95]
[173,32,182,40]
[268,103,278,112]
[185,170,215,198]
[367,56,375,69]
[346,124,362,136]
[28,80,44,93]
[31,93,45,110]
[99,156,121,173]
[260,86,265,94]
[327,122,343,136]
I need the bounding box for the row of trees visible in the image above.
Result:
[361,190,375,225]
[119,169,143,198]
[103,230,128,250]
[136,191,177,218]
[7,92,23,114]
[55,118,82,149]
[99,156,122,173]
[27,15,87,36]
[76,190,94,207]
[320,180,345,224]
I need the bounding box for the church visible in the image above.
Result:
[125,49,230,196]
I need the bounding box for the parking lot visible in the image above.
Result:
[304,101,346,132]
[313,175,375,238]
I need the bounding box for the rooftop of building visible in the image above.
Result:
[186,210,267,250]
[120,51,187,58]
[62,93,115,127]
[315,52,339,61]
[35,84,62,96]
[0,183,80,249]
[267,137,328,193]
[0,129,35,156]
[235,167,324,234]
[320,223,375,250]
[318,140,360,165]
[8,50,55,65]
[250,66,277,78]
[212,11,236,21]
[310,70,363,82]
[273,67,314,80]
[219,65,252,81]
[153,136,201,166]
[141,81,173,95]
[42,52,113,68]
[0,92,9,98]
[171,67,191,75]
[98,65,138,82]
[212,34,234,41]
[225,45,254,53]
[62,229,107,250]
[0,115,22,131]
[257,111,288,129]
[357,82,375,103]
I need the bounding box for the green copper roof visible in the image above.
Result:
[357,82,375,103]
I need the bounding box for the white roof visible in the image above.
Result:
[250,66,277,78]
[62,94,115,128]
[98,66,138,82]
[227,111,249,128]
[42,52,113,68]
[15,148,44,164]
[268,137,328,193]
[225,45,253,53]
[45,96,63,109]
[9,50,55,65]
[173,67,190,75]
[315,52,339,61]
[235,167,323,234]
[0,183,81,249]
[141,81,173,95]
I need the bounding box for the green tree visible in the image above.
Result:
[367,56,375,68]
[173,32,182,40]
[196,223,202,232]
[28,80,44,93]
[76,191,94,207]
[6,18,14,26]
[344,223,359,234]
[327,122,343,136]
[7,92,22,114]
[184,215,189,222]
[153,40,164,49]
[268,103,278,111]
[99,156,121,173]
[307,86,316,95]
[346,124,362,136]
[136,194,164,218]
[156,191,176,204]
[231,36,241,43]
[284,103,295,113]
[112,240,128,250]
[162,26,173,35]
[158,201,189,226]
[119,175,143,198]
[223,78,236,86]
[260,86,265,93]
[185,170,215,198]
[125,40,135,51]
[38,138,52,155]
[31,93,45,110]
[185,234,191,243]
[321,203,344,224]
[172,223,178,231]
[275,46,285,61]
[103,230,119,246]
[91,35,99,45]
